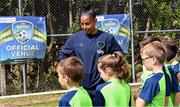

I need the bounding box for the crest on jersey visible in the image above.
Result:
[97,41,105,55]
[97,41,105,49]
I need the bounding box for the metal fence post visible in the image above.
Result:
[22,64,27,94]
[129,0,136,83]
[18,0,23,16]
[19,0,27,94]
[0,64,6,95]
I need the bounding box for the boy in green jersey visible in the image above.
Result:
[56,56,92,107]
[94,51,131,106]
[136,41,166,107]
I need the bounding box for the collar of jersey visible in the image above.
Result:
[108,78,120,82]
[68,87,79,92]
[147,71,163,79]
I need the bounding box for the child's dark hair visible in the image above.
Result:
[80,4,96,18]
[57,56,83,83]
[159,36,179,62]
[98,51,131,81]
[163,42,178,62]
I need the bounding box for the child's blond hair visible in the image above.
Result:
[141,41,166,64]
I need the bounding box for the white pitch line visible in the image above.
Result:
[0,82,140,99]
[0,90,68,99]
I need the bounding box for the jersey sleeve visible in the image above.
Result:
[170,64,180,74]
[93,89,105,106]
[168,67,180,92]
[58,35,74,60]
[139,78,160,103]
[59,98,70,107]
[164,72,171,96]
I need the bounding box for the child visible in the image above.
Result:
[133,36,161,102]
[139,36,161,88]
[170,51,180,82]
[170,51,180,106]
[136,41,166,106]
[137,36,172,106]
[93,51,131,106]
[56,56,92,107]
[161,39,180,106]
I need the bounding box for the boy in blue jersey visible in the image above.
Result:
[56,56,92,107]
[133,36,161,102]
[136,41,166,107]
[59,4,122,99]
[94,51,131,106]
[136,36,174,106]
[139,36,161,88]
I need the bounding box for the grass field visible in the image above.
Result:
[0,83,140,106]
[0,94,62,106]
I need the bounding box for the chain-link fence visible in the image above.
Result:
[0,0,180,96]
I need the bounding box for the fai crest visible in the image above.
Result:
[97,41,105,49]
[101,19,120,36]
[97,41,105,55]
[12,21,34,44]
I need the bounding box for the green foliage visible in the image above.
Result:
[133,0,180,58]
[67,14,81,33]
[0,0,19,16]
[6,82,21,95]
[141,0,180,30]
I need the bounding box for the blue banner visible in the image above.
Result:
[96,14,130,53]
[0,16,47,63]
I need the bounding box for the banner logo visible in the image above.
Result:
[12,21,34,44]
[101,19,120,35]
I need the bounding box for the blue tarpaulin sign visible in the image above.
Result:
[0,16,47,63]
[96,14,130,53]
